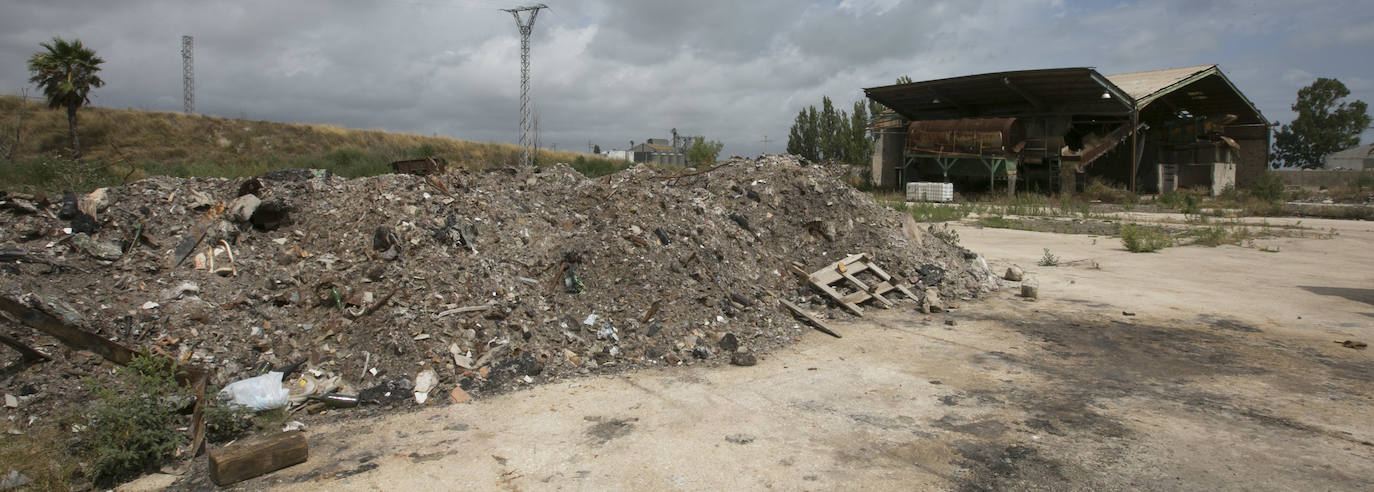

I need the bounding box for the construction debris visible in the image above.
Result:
[0,154,988,438]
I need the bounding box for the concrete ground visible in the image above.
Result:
[192,214,1373,491]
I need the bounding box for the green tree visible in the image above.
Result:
[895,75,914,85]
[847,100,871,164]
[593,144,601,154]
[27,37,105,160]
[819,97,846,161]
[1273,78,1370,169]
[687,136,725,165]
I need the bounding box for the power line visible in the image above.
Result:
[181,35,194,114]
[503,3,547,167]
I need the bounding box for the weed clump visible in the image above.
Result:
[81,353,190,487]
[1121,223,1172,252]
[1038,248,1060,266]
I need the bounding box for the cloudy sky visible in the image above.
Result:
[2,0,1371,158]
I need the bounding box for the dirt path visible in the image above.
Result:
[188,216,1373,491]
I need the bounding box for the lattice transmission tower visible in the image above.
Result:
[503,4,547,166]
[181,35,194,114]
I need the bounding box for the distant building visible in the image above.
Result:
[602,149,631,161]
[630,138,687,166]
[1323,144,1374,170]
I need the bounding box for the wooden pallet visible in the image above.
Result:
[807,254,918,316]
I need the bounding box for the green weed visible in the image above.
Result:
[1121,223,1172,252]
[1038,248,1060,266]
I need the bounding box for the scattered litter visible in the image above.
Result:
[414,368,439,404]
[219,372,290,411]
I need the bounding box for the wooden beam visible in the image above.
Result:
[779,300,842,338]
[926,88,969,114]
[0,295,133,365]
[209,431,309,486]
[1002,77,1045,110]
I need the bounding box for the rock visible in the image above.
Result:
[718,333,739,352]
[225,194,261,223]
[80,187,110,218]
[3,394,16,408]
[692,345,713,359]
[1021,279,1039,299]
[945,319,957,326]
[0,470,33,490]
[249,198,292,231]
[69,233,122,261]
[921,288,943,314]
[57,191,79,219]
[69,212,99,234]
[160,281,201,301]
[449,386,472,404]
[186,190,215,210]
[730,351,757,366]
[1004,265,1024,282]
[725,434,755,444]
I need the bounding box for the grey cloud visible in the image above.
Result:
[1,0,1370,158]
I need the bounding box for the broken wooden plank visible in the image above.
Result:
[432,303,493,319]
[0,332,50,363]
[640,299,663,323]
[808,281,864,316]
[209,431,309,486]
[780,299,842,338]
[0,294,133,365]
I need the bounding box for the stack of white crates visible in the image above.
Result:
[906,182,954,203]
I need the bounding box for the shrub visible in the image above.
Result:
[204,402,255,444]
[1038,248,1060,266]
[929,223,961,246]
[569,155,633,178]
[1080,177,1136,204]
[1121,223,1172,252]
[1191,225,1230,247]
[1251,172,1285,203]
[81,353,190,487]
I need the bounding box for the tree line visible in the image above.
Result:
[785,96,879,165]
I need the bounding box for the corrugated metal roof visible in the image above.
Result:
[1106,65,1215,102]
[864,68,1133,121]
[865,64,1267,125]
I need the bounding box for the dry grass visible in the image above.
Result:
[0,95,593,191]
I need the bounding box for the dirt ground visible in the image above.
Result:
[134,213,1372,491]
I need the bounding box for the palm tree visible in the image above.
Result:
[27,37,105,160]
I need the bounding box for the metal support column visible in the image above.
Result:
[1130,110,1139,194]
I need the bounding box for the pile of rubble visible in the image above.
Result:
[0,154,997,422]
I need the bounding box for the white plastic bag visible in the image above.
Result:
[219,371,290,411]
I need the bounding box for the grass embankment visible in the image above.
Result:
[0,95,630,193]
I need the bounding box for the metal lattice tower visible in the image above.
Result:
[181,35,194,114]
[503,4,547,166]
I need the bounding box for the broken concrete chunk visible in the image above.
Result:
[730,351,757,367]
[186,190,215,210]
[718,333,739,352]
[225,194,262,223]
[69,233,122,261]
[921,288,944,314]
[250,198,293,231]
[414,368,438,404]
[79,187,110,218]
[160,281,201,301]
[1021,279,1039,299]
[449,386,472,404]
